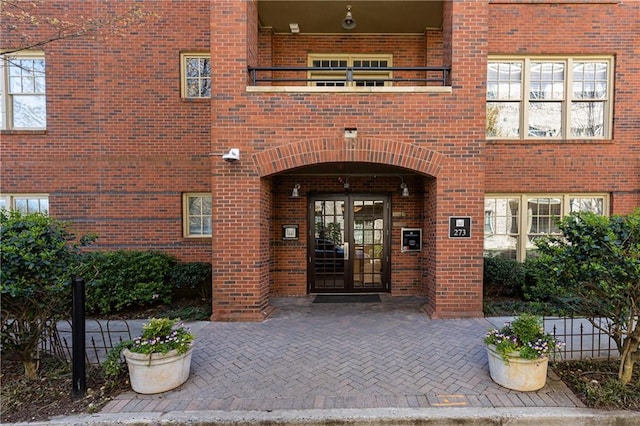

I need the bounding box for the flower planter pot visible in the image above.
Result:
[123,347,193,394]
[486,344,548,391]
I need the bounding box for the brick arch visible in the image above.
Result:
[252,138,444,177]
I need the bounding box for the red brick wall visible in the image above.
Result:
[426,30,445,67]
[425,0,487,318]
[263,33,444,86]
[272,34,426,65]
[0,1,213,261]
[3,0,636,321]
[210,0,276,321]
[486,0,640,214]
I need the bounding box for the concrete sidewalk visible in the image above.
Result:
[18,296,640,425]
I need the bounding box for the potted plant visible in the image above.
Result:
[104,317,195,394]
[484,313,562,391]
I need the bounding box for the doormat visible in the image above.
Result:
[313,294,381,304]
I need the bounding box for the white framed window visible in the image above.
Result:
[183,193,211,237]
[0,52,46,130]
[487,56,613,140]
[180,53,211,98]
[308,54,393,87]
[0,194,49,214]
[484,193,608,261]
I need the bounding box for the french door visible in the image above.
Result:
[309,194,390,293]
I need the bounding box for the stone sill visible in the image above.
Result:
[246,86,452,94]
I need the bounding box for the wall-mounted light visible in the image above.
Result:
[289,23,299,34]
[291,183,301,198]
[344,127,357,138]
[401,182,409,197]
[341,5,356,30]
[400,177,410,197]
[222,148,240,162]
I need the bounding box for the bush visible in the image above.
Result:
[168,262,212,300]
[0,210,95,379]
[483,256,525,298]
[522,256,576,310]
[535,210,640,384]
[84,250,176,314]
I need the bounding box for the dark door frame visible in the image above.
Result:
[308,193,391,293]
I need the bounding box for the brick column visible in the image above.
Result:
[425,0,488,319]
[210,0,273,321]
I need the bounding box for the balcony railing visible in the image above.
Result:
[248,66,451,87]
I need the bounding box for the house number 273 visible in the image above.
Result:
[453,228,467,237]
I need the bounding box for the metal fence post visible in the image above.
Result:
[72,277,86,399]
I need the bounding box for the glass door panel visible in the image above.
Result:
[309,194,389,293]
[312,199,346,290]
[352,199,384,289]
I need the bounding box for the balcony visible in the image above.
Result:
[251,1,450,94]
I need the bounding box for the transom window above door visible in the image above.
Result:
[308,54,393,87]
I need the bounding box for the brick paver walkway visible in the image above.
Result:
[101,296,584,414]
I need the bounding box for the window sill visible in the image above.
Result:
[180,97,210,103]
[246,86,452,94]
[487,138,614,145]
[1,129,47,135]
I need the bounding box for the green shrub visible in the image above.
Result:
[483,256,525,298]
[84,250,176,314]
[535,210,640,384]
[522,256,574,304]
[168,262,212,300]
[0,209,95,378]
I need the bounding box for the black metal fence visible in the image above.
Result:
[37,315,620,367]
[247,66,451,87]
[543,316,618,361]
[43,319,137,367]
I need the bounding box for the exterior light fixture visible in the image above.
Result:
[344,127,357,138]
[400,177,409,197]
[222,148,240,162]
[401,183,409,197]
[341,5,356,30]
[289,23,299,34]
[291,183,301,198]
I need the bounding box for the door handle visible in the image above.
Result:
[343,242,349,261]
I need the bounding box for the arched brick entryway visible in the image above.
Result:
[252,137,444,177]
[253,137,447,311]
[213,136,482,321]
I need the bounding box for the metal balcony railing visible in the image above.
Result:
[248,66,451,87]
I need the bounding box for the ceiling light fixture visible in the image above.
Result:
[341,5,356,30]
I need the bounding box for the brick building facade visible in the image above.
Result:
[2,1,638,321]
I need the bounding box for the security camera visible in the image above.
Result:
[222,148,240,162]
